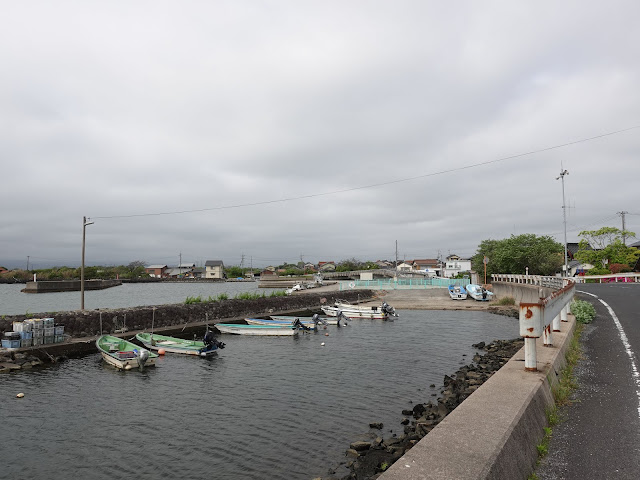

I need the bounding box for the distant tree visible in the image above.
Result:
[225,266,244,278]
[336,258,364,272]
[472,234,564,276]
[575,227,639,271]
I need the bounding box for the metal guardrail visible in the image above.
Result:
[492,274,575,371]
[339,277,470,290]
[572,273,640,283]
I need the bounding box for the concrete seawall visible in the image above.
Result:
[0,289,376,360]
[21,279,122,293]
[380,314,576,480]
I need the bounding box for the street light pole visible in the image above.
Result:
[556,169,569,277]
[81,216,94,310]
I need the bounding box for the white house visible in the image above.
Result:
[205,260,225,279]
[396,262,414,272]
[443,255,471,278]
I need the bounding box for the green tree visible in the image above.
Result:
[472,234,564,276]
[225,266,244,278]
[575,227,639,271]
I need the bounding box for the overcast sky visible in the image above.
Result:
[1,1,639,270]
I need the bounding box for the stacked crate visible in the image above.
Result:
[30,319,44,346]
[1,318,65,349]
[13,320,33,347]
[43,317,55,344]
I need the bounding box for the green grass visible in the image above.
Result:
[496,296,516,305]
[570,299,596,324]
[529,322,584,479]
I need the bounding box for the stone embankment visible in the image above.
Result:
[0,289,376,372]
[319,338,524,480]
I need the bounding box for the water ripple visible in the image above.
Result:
[0,310,518,479]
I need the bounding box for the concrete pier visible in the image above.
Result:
[21,279,122,293]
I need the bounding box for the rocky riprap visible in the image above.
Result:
[0,350,58,373]
[317,338,524,480]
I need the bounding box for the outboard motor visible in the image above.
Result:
[137,349,150,370]
[293,318,315,332]
[482,288,487,300]
[204,330,225,349]
[382,301,398,317]
[311,313,328,328]
[337,310,348,327]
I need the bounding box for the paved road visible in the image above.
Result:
[536,283,640,479]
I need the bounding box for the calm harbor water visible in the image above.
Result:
[0,282,268,316]
[0,293,520,479]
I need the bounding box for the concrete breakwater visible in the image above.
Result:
[21,279,122,293]
[0,289,376,368]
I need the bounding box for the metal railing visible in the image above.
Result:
[492,274,575,371]
[572,273,640,283]
[491,274,564,290]
[339,277,470,290]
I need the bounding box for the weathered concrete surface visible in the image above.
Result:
[379,315,576,480]
[355,287,518,317]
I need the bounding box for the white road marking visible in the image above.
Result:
[579,290,640,418]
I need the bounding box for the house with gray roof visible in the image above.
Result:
[205,260,225,279]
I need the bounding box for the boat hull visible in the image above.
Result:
[321,306,388,319]
[466,284,494,301]
[448,285,468,300]
[96,335,158,370]
[136,333,219,357]
[215,324,299,336]
[269,315,341,326]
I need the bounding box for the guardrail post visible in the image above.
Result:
[543,324,553,346]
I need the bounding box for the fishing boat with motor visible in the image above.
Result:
[135,330,225,357]
[269,313,347,326]
[96,335,158,370]
[448,284,468,300]
[321,300,398,319]
[466,284,494,301]
[215,322,301,336]
[246,313,347,327]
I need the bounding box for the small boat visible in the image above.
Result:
[96,335,158,370]
[215,323,300,336]
[269,314,346,326]
[448,285,468,300]
[135,330,225,357]
[466,284,494,301]
[321,301,398,320]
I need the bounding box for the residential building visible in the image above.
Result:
[318,262,336,272]
[145,265,168,278]
[396,262,414,272]
[205,260,225,279]
[412,258,441,277]
[443,255,471,278]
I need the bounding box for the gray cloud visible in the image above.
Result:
[1,1,639,269]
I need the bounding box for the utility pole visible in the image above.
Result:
[556,168,569,277]
[618,211,629,245]
[395,240,398,270]
[81,216,94,310]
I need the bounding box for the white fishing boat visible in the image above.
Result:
[448,285,468,300]
[215,323,299,336]
[466,284,494,301]
[321,301,397,320]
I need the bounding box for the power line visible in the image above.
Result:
[91,125,640,220]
